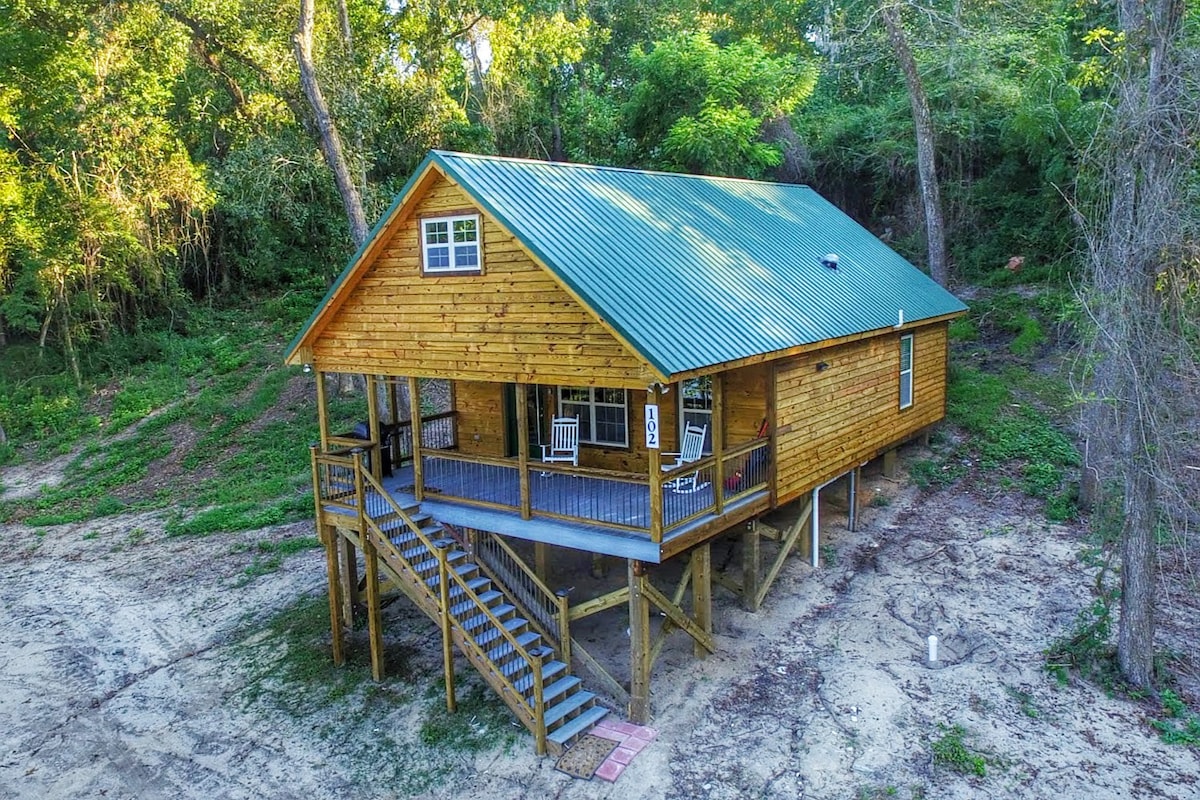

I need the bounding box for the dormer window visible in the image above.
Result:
[422,214,481,274]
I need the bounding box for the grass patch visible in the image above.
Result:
[1,303,327,530]
[240,535,323,578]
[236,594,520,795]
[931,723,989,777]
[933,364,1079,519]
[167,495,313,536]
[1152,690,1200,746]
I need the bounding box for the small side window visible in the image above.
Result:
[422,214,481,273]
[899,334,914,409]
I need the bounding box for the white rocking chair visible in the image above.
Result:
[540,416,580,474]
[662,423,709,493]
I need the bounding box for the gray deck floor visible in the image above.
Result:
[363,460,767,563]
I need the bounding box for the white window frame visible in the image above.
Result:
[899,334,914,410]
[557,386,629,447]
[421,213,481,274]
[678,376,713,454]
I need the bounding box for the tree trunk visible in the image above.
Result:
[881,2,948,286]
[293,0,370,249]
[1081,0,1187,690]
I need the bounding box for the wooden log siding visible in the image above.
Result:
[311,175,657,386]
[774,323,948,505]
[455,380,507,457]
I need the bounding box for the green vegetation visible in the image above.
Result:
[238,535,323,579]
[1152,690,1200,746]
[236,594,518,795]
[1044,597,1117,687]
[0,305,350,535]
[931,723,989,778]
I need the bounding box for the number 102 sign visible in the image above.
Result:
[645,404,660,449]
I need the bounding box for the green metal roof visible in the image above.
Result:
[290,150,967,376]
[430,151,965,377]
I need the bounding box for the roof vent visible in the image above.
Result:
[820,253,840,269]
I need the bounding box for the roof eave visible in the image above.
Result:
[283,153,444,366]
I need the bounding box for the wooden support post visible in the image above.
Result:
[648,387,663,544]
[364,537,385,680]
[883,448,899,479]
[516,382,531,520]
[754,501,811,610]
[387,377,400,468]
[322,525,345,666]
[628,559,652,724]
[408,376,424,502]
[311,444,344,665]
[590,552,607,579]
[340,532,358,623]
[436,541,457,713]
[742,524,761,612]
[534,541,549,584]
[353,449,384,680]
[692,543,712,659]
[848,467,859,533]
[315,370,330,451]
[712,373,725,515]
[799,507,812,562]
[555,589,572,668]
[365,374,382,482]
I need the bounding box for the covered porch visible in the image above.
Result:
[311,372,773,559]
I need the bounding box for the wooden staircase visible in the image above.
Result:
[347,467,608,755]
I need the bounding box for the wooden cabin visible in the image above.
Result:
[285,151,966,753]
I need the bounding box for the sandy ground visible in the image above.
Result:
[2,454,1198,800]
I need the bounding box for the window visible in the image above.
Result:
[679,376,713,454]
[422,214,480,273]
[899,334,914,409]
[558,387,628,447]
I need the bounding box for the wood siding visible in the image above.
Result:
[311,174,655,386]
[774,323,948,505]
[455,380,506,457]
[721,363,769,446]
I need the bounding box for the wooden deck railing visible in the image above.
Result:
[318,434,771,543]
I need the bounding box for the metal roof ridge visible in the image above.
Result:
[431,149,815,190]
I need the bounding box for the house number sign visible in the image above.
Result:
[645,404,660,449]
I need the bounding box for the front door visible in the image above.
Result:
[503,384,549,458]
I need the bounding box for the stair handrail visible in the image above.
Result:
[352,464,552,754]
[470,531,571,660]
[430,537,552,755]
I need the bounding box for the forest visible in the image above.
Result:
[1,0,1198,736]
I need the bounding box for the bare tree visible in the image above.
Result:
[880,1,948,287]
[293,0,369,249]
[1079,0,1193,688]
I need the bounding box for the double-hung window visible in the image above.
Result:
[899,334,914,409]
[421,214,480,273]
[679,376,713,454]
[558,387,628,447]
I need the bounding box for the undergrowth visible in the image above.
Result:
[931,723,990,777]
[0,302,345,533]
[236,594,520,795]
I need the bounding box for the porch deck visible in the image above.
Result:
[358,462,769,564]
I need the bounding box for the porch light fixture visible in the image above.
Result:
[816,361,830,372]
[302,363,313,374]
[820,253,839,269]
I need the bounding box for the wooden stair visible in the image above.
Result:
[359,489,608,754]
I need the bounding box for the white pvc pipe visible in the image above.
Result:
[811,486,820,567]
[928,635,939,663]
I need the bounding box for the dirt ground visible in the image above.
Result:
[2,450,1198,800]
